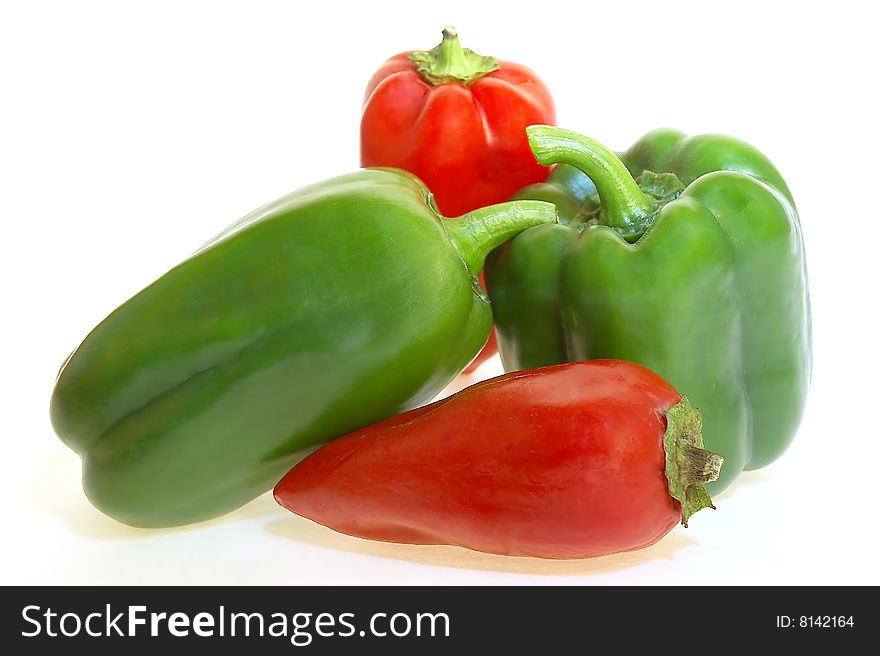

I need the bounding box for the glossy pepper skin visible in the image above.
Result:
[49,169,555,527]
[361,27,556,372]
[274,360,722,560]
[487,127,811,493]
[361,27,554,217]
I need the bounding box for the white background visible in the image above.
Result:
[2,0,878,585]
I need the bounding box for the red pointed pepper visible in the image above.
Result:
[274,360,723,559]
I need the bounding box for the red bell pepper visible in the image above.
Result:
[361,26,555,217]
[360,27,556,372]
[274,360,723,559]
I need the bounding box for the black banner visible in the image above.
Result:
[0,586,870,652]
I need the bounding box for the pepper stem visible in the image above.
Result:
[409,26,500,86]
[663,397,724,527]
[444,200,557,275]
[526,125,658,241]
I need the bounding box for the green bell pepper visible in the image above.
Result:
[487,126,811,492]
[50,168,555,527]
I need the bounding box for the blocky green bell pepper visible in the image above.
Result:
[50,168,555,527]
[487,126,811,492]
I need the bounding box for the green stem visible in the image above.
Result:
[444,200,557,275]
[526,125,657,240]
[409,26,500,86]
[663,397,724,527]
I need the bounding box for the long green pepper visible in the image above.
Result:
[50,168,556,527]
[487,126,811,492]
